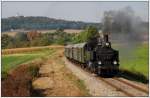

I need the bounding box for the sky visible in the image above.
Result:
[2,1,148,23]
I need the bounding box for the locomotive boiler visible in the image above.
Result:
[65,33,119,76]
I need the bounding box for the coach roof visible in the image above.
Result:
[72,42,87,48]
[65,44,73,48]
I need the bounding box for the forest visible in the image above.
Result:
[2,16,101,32]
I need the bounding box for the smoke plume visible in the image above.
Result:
[102,6,148,42]
[102,6,148,56]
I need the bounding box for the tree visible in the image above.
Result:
[15,32,28,41]
[86,26,99,40]
[2,34,14,49]
[72,26,99,43]
[27,30,41,41]
[56,28,64,33]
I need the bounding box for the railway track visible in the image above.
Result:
[85,66,149,97]
[82,64,149,96]
[114,77,149,94]
[68,60,149,97]
[98,77,149,97]
[83,66,149,96]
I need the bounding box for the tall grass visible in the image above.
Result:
[113,43,148,78]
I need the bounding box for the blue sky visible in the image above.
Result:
[2,1,148,22]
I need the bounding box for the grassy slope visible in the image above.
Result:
[113,43,148,77]
[2,48,55,77]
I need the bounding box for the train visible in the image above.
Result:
[64,33,119,77]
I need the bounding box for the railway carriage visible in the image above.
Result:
[65,45,71,58]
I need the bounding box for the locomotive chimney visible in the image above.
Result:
[103,33,111,47]
[104,34,109,42]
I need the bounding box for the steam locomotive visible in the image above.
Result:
[65,33,119,76]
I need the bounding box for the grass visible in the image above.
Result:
[2,48,55,79]
[2,54,37,73]
[113,43,148,78]
[65,71,91,96]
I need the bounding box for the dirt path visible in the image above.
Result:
[32,50,89,96]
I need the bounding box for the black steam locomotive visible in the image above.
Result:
[65,33,119,76]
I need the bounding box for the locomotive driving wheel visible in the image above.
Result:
[92,66,96,73]
[87,61,92,69]
[97,66,101,75]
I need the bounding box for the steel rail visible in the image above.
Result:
[113,78,149,94]
[99,77,135,97]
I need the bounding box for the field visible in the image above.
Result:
[2,46,89,97]
[2,29,82,37]
[2,48,55,78]
[113,43,148,77]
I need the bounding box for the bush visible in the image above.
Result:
[1,71,9,80]
[2,34,14,49]
[28,65,39,77]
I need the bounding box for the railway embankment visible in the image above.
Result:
[118,69,148,83]
[32,49,90,96]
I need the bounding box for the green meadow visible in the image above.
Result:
[113,43,148,77]
[2,48,55,78]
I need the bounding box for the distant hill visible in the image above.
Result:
[2,16,101,32]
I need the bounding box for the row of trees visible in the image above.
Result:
[2,26,98,49]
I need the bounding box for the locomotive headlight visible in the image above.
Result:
[106,43,109,46]
[98,61,102,65]
[113,61,117,64]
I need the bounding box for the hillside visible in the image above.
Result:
[2,16,101,32]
